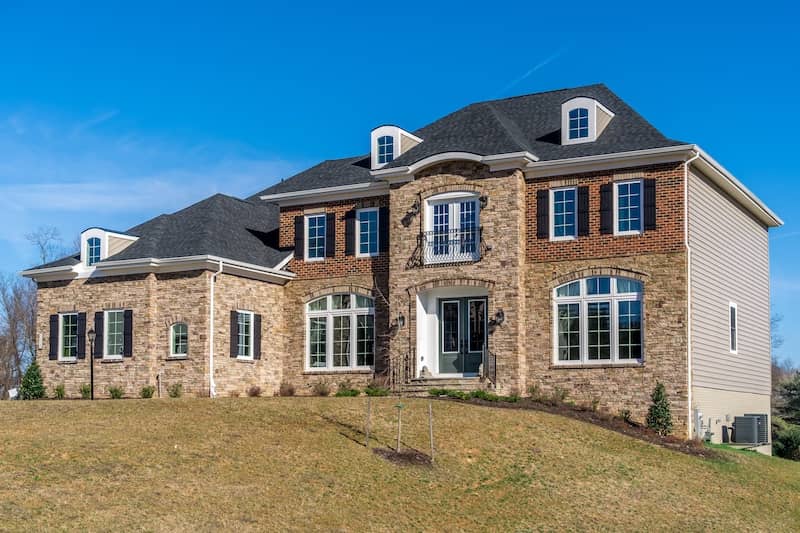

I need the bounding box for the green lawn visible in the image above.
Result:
[1,397,798,532]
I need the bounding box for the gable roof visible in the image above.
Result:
[253,84,684,197]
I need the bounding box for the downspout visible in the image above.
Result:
[684,149,701,437]
[209,261,223,398]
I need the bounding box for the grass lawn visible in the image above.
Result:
[1,397,798,532]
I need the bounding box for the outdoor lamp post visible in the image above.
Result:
[87,328,96,400]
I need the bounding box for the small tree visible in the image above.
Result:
[19,360,45,400]
[779,372,800,424]
[646,382,673,436]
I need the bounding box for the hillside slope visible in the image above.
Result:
[1,398,798,531]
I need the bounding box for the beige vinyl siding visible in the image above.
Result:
[688,169,771,395]
[108,235,135,257]
[400,133,420,154]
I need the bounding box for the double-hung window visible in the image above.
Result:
[170,323,188,357]
[729,303,738,354]
[424,193,480,264]
[568,108,589,139]
[614,180,643,235]
[237,311,254,359]
[377,136,394,164]
[59,313,78,361]
[550,187,577,240]
[306,294,375,370]
[553,277,644,365]
[356,208,379,257]
[305,214,326,260]
[104,310,125,358]
[86,237,101,266]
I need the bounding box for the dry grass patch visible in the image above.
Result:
[0,398,798,532]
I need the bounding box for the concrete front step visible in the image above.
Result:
[401,378,487,396]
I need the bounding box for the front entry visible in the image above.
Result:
[438,297,487,376]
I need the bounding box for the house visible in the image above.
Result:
[22,84,781,443]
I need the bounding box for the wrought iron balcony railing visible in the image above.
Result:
[421,227,481,265]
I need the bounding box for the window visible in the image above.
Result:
[59,313,78,360]
[305,214,326,260]
[729,303,738,353]
[553,277,643,365]
[551,187,577,240]
[357,208,379,257]
[103,310,124,358]
[306,294,375,370]
[170,323,188,357]
[568,108,589,139]
[424,194,480,264]
[377,135,394,164]
[615,180,643,235]
[87,237,101,266]
[237,311,254,359]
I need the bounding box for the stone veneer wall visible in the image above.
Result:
[387,162,528,394]
[524,254,690,434]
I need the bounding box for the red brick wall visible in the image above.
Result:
[279,196,390,279]
[525,162,685,263]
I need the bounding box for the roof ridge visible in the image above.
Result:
[483,102,533,153]
[473,83,607,106]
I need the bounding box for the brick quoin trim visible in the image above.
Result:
[526,162,685,263]
[279,196,390,280]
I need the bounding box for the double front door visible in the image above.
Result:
[438,297,487,375]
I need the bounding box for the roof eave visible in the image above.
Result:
[259,181,390,207]
[372,151,540,182]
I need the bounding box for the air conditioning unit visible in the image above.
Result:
[733,416,763,444]
[744,413,769,444]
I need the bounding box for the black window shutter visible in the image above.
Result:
[253,314,262,360]
[344,210,356,256]
[644,179,657,231]
[76,313,87,359]
[600,184,613,234]
[293,216,304,260]
[536,189,549,239]
[325,213,336,257]
[94,312,104,359]
[48,314,59,360]
[578,186,590,237]
[379,206,390,253]
[122,310,133,357]
[230,311,239,358]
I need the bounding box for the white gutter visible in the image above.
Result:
[683,149,701,438]
[259,181,390,206]
[208,261,223,398]
[370,151,540,181]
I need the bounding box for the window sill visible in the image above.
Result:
[167,355,188,361]
[101,358,124,364]
[551,361,644,370]
[236,358,256,364]
[304,258,325,263]
[57,359,78,365]
[549,236,577,243]
[613,231,643,238]
[303,369,374,376]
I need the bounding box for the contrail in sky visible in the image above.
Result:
[496,48,569,97]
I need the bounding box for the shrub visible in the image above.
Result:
[591,397,601,412]
[278,382,296,397]
[773,424,800,461]
[551,386,569,404]
[19,360,45,400]
[80,384,91,400]
[311,380,331,397]
[364,385,390,397]
[247,385,262,397]
[504,393,521,403]
[140,386,155,399]
[779,372,800,424]
[527,383,543,401]
[428,388,446,397]
[167,383,183,398]
[470,390,500,402]
[646,382,673,436]
[53,384,65,400]
[335,388,360,397]
[108,386,124,399]
[620,409,633,424]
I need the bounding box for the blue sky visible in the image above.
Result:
[0,1,797,362]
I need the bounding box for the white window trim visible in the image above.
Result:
[377,135,394,165]
[549,186,578,242]
[355,207,379,258]
[423,192,480,264]
[169,323,189,358]
[613,179,644,237]
[103,309,125,360]
[236,310,255,360]
[305,294,375,372]
[304,213,326,262]
[58,312,78,362]
[552,277,644,366]
[729,302,738,354]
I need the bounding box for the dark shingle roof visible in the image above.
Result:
[253,84,685,197]
[28,194,290,271]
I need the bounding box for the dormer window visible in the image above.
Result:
[568,108,589,139]
[561,97,615,145]
[378,136,394,164]
[86,237,101,266]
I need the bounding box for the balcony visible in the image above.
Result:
[421,227,482,265]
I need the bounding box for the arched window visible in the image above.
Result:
[87,237,101,266]
[377,135,394,164]
[306,294,375,370]
[553,276,643,364]
[568,108,589,139]
[170,323,188,357]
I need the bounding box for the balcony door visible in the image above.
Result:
[438,297,486,376]
[426,194,479,264]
